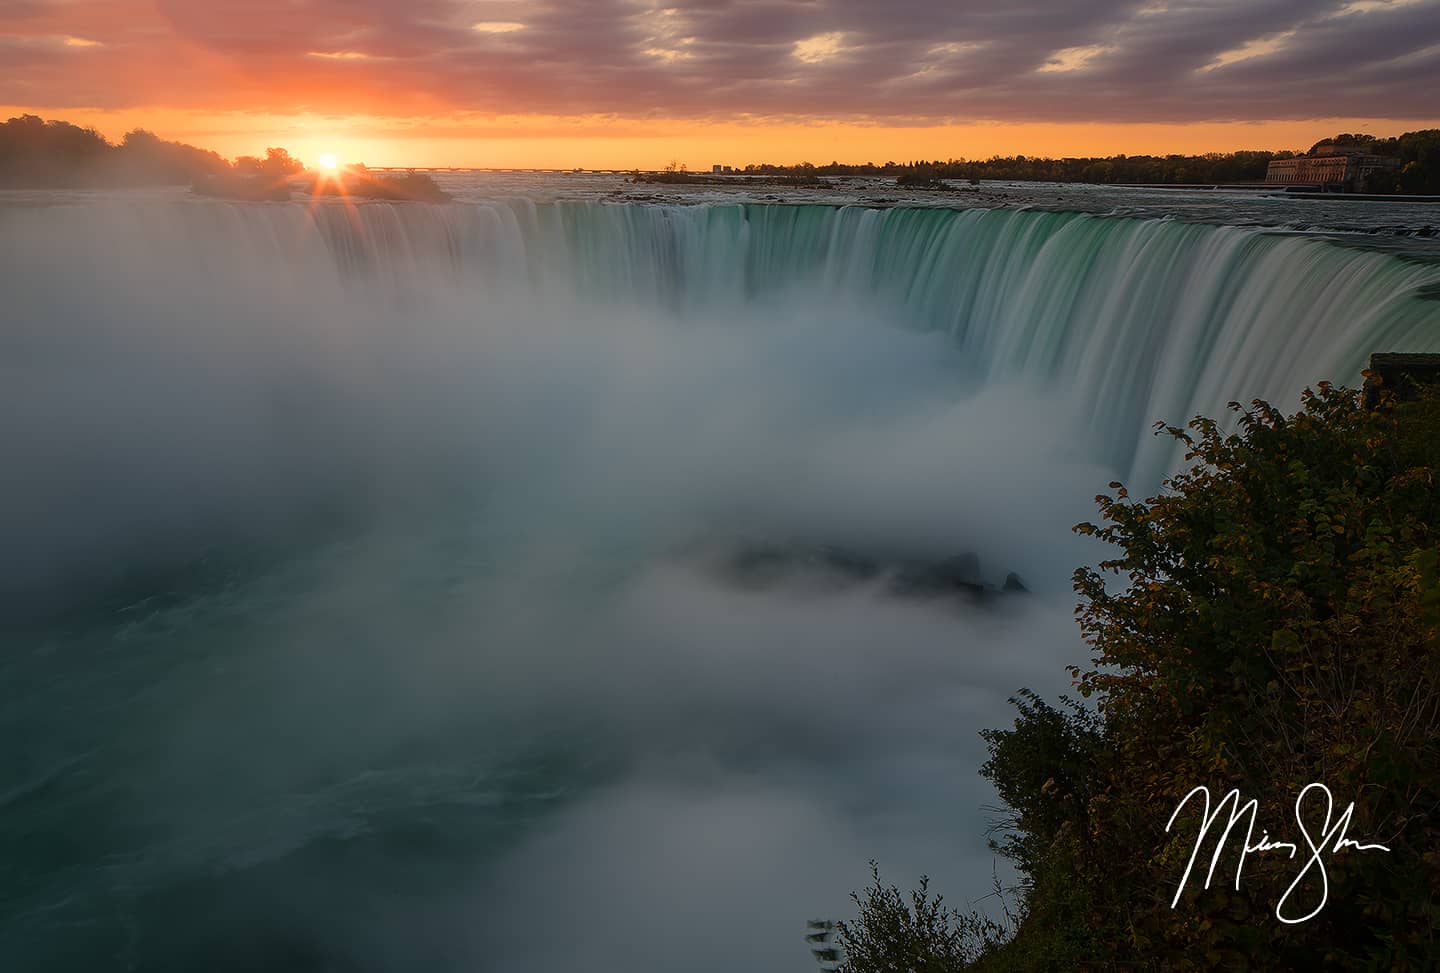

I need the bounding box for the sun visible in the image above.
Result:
[318,153,339,172]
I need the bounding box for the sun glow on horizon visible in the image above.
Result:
[318,153,339,172]
[8,106,1438,172]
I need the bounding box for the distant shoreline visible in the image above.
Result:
[6,114,1439,198]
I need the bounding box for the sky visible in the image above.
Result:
[3,0,1439,168]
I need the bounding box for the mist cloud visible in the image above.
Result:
[2,197,1103,968]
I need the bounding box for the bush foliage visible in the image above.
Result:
[836,384,1440,971]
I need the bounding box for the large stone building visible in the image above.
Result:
[1265,151,1401,191]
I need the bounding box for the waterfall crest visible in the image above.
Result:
[6,198,1440,480]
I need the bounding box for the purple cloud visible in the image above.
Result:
[2,0,1437,121]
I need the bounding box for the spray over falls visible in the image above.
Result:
[12,197,1439,479]
[3,196,1439,971]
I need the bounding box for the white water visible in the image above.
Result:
[2,196,1438,971]
[15,197,1439,466]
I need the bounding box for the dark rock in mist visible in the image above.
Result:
[891,552,984,597]
[705,542,1028,603]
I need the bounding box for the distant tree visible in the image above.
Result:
[264,146,304,174]
[1311,133,1380,155]
[0,114,110,186]
[1396,129,1440,194]
[234,147,305,178]
[896,171,944,189]
[113,129,228,184]
[0,114,229,187]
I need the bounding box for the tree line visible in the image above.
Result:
[0,114,305,189]
[8,115,1438,195]
[737,129,1440,193]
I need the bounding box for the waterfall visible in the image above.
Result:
[5,195,1440,971]
[7,197,1435,482]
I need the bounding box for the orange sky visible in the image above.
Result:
[4,0,1439,170]
[4,106,1436,171]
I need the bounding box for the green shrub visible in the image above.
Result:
[834,863,1013,973]
[833,385,1440,970]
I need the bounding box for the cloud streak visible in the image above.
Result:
[2,0,1437,123]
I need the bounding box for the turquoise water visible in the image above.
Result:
[2,198,1439,970]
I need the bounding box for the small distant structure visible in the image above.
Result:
[1266,149,1400,192]
[1363,353,1440,409]
[711,164,735,174]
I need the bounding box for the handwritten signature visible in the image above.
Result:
[1165,783,1390,924]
